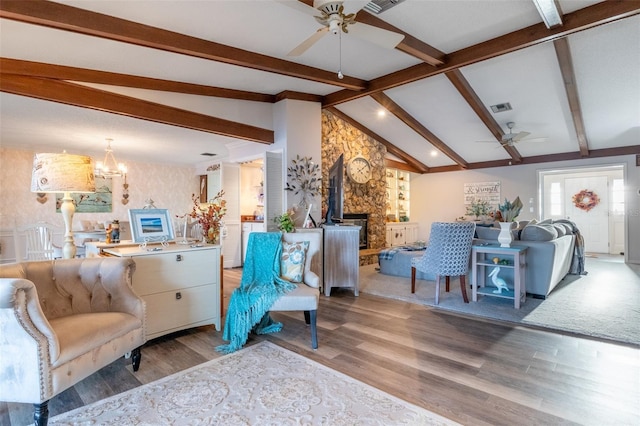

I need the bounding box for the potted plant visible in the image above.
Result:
[274,209,296,233]
[496,196,523,247]
[466,199,491,220]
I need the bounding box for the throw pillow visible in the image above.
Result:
[281,240,309,283]
[520,224,558,241]
[554,221,573,235]
[553,223,566,236]
[475,226,500,240]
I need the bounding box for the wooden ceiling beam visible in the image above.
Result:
[0,58,276,103]
[0,74,274,144]
[370,92,469,168]
[274,91,324,103]
[0,0,367,91]
[324,1,640,106]
[427,145,640,173]
[384,158,421,173]
[355,12,446,66]
[445,69,523,164]
[553,38,590,157]
[325,107,428,173]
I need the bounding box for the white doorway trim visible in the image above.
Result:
[538,163,627,259]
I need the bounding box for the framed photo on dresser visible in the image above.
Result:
[128,209,175,243]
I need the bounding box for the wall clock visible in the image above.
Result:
[347,155,372,184]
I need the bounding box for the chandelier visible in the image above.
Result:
[95,138,127,178]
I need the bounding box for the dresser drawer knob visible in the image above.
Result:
[176,292,182,300]
[176,254,183,261]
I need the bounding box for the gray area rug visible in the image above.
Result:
[50,341,458,425]
[360,256,640,345]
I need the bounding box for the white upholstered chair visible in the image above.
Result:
[0,257,146,426]
[411,222,476,304]
[269,231,322,349]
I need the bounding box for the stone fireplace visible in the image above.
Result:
[342,213,368,249]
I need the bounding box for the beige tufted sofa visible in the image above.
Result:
[0,257,146,426]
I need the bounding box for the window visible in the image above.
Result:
[550,182,562,216]
[611,179,625,215]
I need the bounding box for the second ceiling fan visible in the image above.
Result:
[478,122,548,147]
[287,0,405,57]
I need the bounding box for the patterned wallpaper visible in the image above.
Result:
[0,147,199,230]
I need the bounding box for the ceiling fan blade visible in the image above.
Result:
[287,27,329,56]
[347,22,405,49]
[512,131,531,142]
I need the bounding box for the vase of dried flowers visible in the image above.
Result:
[496,196,523,247]
[179,190,226,244]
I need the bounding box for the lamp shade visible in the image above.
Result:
[31,153,96,193]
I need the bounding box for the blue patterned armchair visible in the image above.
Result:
[410,222,476,304]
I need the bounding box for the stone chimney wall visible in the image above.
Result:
[321,110,387,261]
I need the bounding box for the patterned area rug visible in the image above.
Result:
[50,341,458,425]
[360,256,640,345]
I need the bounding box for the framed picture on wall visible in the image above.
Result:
[128,209,175,243]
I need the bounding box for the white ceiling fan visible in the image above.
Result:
[478,122,547,147]
[286,0,405,57]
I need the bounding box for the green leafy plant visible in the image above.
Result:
[274,209,296,233]
[466,199,491,219]
[497,196,523,222]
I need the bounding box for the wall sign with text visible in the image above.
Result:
[464,182,501,205]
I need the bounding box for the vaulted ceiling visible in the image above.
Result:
[1,0,638,173]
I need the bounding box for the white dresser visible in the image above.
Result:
[102,243,221,340]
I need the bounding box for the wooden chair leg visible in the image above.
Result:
[132,347,142,371]
[445,276,450,292]
[34,401,49,426]
[411,266,416,293]
[435,275,441,304]
[307,310,318,349]
[459,275,469,303]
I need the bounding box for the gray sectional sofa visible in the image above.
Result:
[378,220,581,299]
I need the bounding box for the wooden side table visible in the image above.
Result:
[471,244,527,309]
[323,225,360,296]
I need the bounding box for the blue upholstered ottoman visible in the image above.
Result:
[379,249,435,281]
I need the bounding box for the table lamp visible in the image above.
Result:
[31,152,96,259]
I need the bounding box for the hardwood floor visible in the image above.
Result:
[2,267,639,425]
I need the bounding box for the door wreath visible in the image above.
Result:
[572,189,600,212]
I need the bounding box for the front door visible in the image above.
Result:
[564,176,609,253]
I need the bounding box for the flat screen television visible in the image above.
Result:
[325,154,344,225]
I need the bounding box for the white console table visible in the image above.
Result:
[323,225,360,296]
[101,243,221,340]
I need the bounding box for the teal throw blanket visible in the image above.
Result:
[216,232,296,354]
